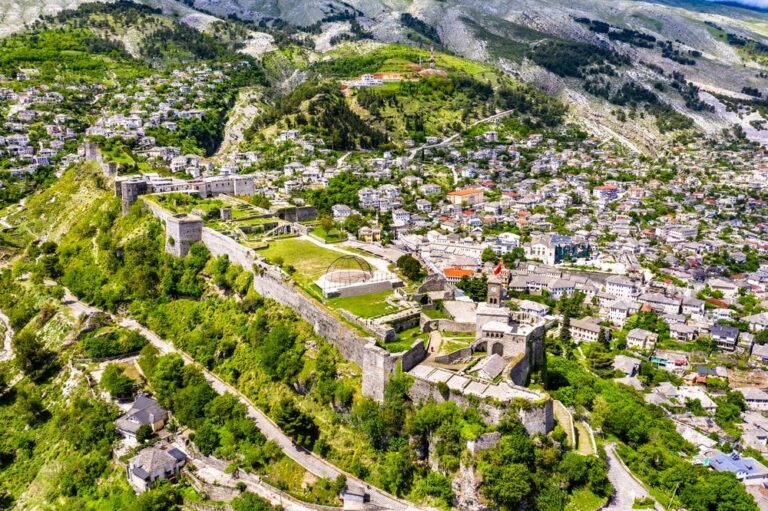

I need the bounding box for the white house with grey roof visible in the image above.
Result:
[116,395,168,441]
[127,446,187,492]
[738,388,768,411]
[744,312,768,332]
[605,275,638,299]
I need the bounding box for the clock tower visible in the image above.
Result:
[487,275,502,307]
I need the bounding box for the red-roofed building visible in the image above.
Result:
[443,266,475,284]
[446,187,485,206]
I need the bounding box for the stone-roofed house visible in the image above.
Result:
[638,292,681,315]
[707,451,768,484]
[605,299,640,326]
[670,323,698,342]
[517,300,550,317]
[613,354,641,377]
[711,324,740,351]
[626,328,658,351]
[744,312,768,333]
[127,445,187,492]
[472,353,507,380]
[605,275,638,299]
[752,344,768,365]
[116,394,168,441]
[682,297,705,316]
[738,388,768,411]
[569,317,601,343]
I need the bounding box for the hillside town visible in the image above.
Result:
[5,3,768,510]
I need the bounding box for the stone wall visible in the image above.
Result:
[201,227,256,270]
[338,309,396,343]
[401,340,427,372]
[141,202,432,402]
[433,347,472,365]
[420,316,476,334]
[509,352,530,386]
[407,377,553,435]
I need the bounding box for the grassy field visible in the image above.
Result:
[258,239,343,287]
[381,326,429,353]
[311,227,347,243]
[327,290,397,318]
[441,336,473,354]
[566,487,608,511]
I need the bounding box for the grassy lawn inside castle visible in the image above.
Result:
[257,238,342,289]
[326,290,398,319]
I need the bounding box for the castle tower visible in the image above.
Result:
[164,213,203,257]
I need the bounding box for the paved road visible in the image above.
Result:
[603,443,661,510]
[177,442,340,511]
[58,292,416,510]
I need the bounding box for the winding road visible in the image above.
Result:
[603,443,661,510]
[407,108,516,162]
[408,110,514,161]
[59,290,417,511]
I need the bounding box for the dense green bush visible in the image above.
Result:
[81,329,148,359]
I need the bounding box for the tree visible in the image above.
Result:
[193,421,220,455]
[231,492,276,511]
[502,247,526,268]
[250,194,272,210]
[599,327,611,349]
[560,315,572,344]
[136,423,154,443]
[319,216,335,233]
[380,446,415,496]
[396,254,424,281]
[150,354,185,405]
[138,344,160,379]
[257,322,304,384]
[101,363,135,400]
[126,480,180,511]
[481,463,532,510]
[12,330,56,381]
[587,345,615,377]
[481,247,499,264]
[343,213,364,234]
[272,398,319,449]
[352,398,388,450]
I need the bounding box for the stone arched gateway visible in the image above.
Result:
[491,342,504,356]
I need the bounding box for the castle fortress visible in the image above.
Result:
[440,276,546,383]
[135,191,553,434]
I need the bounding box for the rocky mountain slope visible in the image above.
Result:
[6,0,768,150]
[182,0,768,149]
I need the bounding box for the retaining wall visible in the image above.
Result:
[420,316,476,333]
[408,377,553,434]
[432,347,472,365]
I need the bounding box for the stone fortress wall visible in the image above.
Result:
[407,376,553,435]
[142,195,408,400]
[140,196,552,432]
